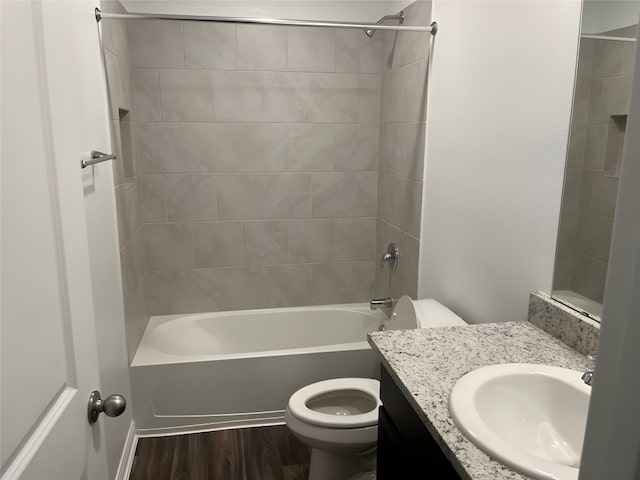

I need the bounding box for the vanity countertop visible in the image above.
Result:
[367,321,593,480]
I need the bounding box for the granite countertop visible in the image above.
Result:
[367,321,594,480]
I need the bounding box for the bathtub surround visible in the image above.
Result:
[375,0,431,300]
[554,27,636,303]
[527,291,600,356]
[121,2,435,317]
[127,21,386,315]
[101,0,150,362]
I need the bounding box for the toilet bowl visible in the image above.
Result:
[285,295,466,480]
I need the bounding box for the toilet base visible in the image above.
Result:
[308,448,376,480]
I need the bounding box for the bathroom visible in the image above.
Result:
[1,0,638,479]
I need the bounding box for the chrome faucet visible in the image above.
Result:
[582,353,596,386]
[380,243,399,271]
[370,297,393,310]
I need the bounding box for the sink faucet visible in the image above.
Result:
[370,297,393,310]
[582,353,596,386]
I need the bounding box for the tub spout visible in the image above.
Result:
[370,297,393,310]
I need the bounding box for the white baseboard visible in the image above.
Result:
[115,421,137,480]
[135,419,286,438]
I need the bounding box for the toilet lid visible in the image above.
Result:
[287,378,381,429]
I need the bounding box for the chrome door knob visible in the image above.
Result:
[87,390,127,424]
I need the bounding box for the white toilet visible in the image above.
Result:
[284,295,466,480]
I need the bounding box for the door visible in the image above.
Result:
[1,1,110,478]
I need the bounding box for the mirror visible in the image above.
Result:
[552,0,639,321]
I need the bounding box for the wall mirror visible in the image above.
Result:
[552,0,639,321]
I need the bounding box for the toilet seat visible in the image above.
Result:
[287,378,380,429]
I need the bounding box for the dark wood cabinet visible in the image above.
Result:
[377,365,461,479]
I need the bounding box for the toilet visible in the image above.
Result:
[284,295,466,480]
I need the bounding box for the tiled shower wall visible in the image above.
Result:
[101,0,149,361]
[126,17,389,314]
[554,26,636,302]
[375,0,431,299]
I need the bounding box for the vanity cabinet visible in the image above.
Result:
[377,365,461,479]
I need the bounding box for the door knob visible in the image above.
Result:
[87,390,127,424]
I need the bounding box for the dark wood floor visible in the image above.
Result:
[129,425,311,480]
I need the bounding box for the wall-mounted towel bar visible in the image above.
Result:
[81,150,117,169]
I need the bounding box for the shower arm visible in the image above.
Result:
[364,12,405,38]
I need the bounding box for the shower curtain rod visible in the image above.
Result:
[580,34,636,42]
[94,8,438,35]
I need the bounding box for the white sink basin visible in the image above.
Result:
[449,363,591,480]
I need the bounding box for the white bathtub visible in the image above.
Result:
[130,303,387,435]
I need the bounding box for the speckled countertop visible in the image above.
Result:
[367,322,594,480]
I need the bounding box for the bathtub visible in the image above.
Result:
[130,303,387,435]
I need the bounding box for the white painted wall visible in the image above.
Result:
[418,0,582,324]
[582,0,640,34]
[120,0,414,23]
[579,21,640,478]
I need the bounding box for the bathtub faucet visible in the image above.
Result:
[370,297,393,310]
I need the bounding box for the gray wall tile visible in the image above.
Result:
[288,219,333,263]
[333,217,376,261]
[129,20,185,68]
[104,50,132,120]
[265,174,312,218]
[287,124,335,171]
[311,262,375,304]
[312,172,378,218]
[213,71,265,122]
[335,124,379,171]
[575,213,614,262]
[114,182,142,249]
[381,59,428,123]
[166,174,217,222]
[265,264,313,307]
[132,69,161,121]
[185,23,236,70]
[237,25,287,71]
[382,0,431,72]
[145,223,194,270]
[287,27,336,72]
[263,72,360,123]
[125,16,417,314]
[380,122,425,180]
[571,254,608,303]
[216,174,266,220]
[159,69,214,122]
[194,222,244,268]
[242,221,290,265]
[139,174,167,223]
[188,123,239,173]
[137,123,189,173]
[336,29,382,74]
[219,267,270,310]
[379,174,422,237]
[239,124,288,171]
[170,268,224,313]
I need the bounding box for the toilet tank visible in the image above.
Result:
[387,295,466,330]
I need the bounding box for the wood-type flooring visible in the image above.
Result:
[129,425,311,480]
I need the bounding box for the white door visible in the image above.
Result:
[1,1,110,478]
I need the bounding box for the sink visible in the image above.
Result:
[449,363,591,480]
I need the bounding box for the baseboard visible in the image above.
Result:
[115,421,137,480]
[135,419,286,438]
